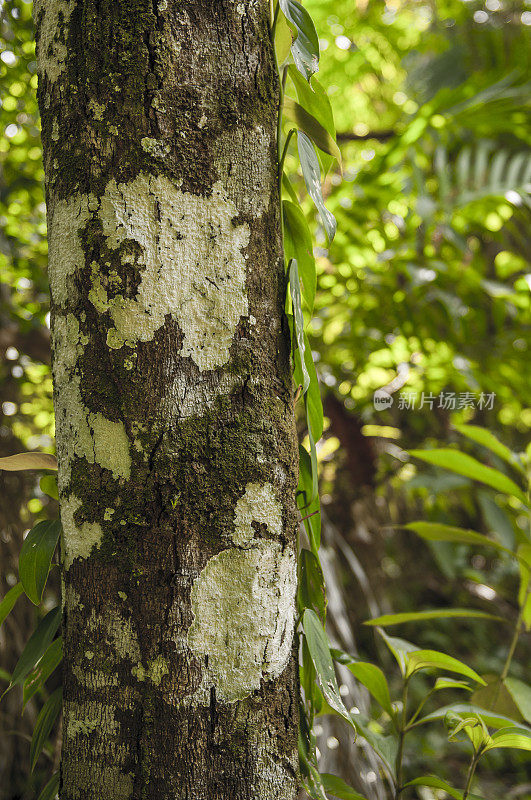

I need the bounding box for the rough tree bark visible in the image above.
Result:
[34,1,299,797]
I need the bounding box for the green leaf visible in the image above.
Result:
[0,583,24,628]
[365,608,502,626]
[289,260,309,394]
[483,727,531,753]
[283,200,316,312]
[302,609,351,722]
[0,452,57,471]
[283,97,341,163]
[505,677,531,724]
[434,677,473,692]
[23,636,63,710]
[39,474,59,500]
[30,687,62,771]
[297,131,336,243]
[453,424,525,476]
[321,773,369,799]
[274,11,293,66]
[19,519,61,605]
[403,521,514,558]
[471,677,522,721]
[279,0,319,81]
[405,650,486,685]
[377,629,418,677]
[412,703,531,732]
[404,776,463,799]
[345,662,393,717]
[408,449,528,505]
[288,68,336,174]
[299,549,326,620]
[517,544,531,630]
[36,772,60,800]
[5,606,61,692]
[303,333,323,441]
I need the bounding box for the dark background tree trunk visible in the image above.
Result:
[34,1,299,797]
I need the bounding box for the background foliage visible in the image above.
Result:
[0,0,529,798]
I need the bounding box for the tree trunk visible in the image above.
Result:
[34,1,299,798]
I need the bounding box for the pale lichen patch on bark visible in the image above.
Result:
[187,542,296,703]
[33,0,75,83]
[95,173,250,370]
[131,656,169,686]
[47,192,96,306]
[53,314,132,488]
[61,494,104,570]
[232,482,282,546]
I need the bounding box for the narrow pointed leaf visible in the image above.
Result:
[23,637,63,710]
[0,583,24,628]
[365,608,502,627]
[0,452,57,471]
[289,260,309,394]
[411,703,531,731]
[298,131,336,243]
[403,521,514,557]
[36,772,60,800]
[453,424,525,475]
[19,520,61,605]
[483,728,531,752]
[404,777,463,799]
[7,606,61,690]
[405,650,486,684]
[409,449,528,504]
[345,662,393,717]
[321,773,369,799]
[30,687,62,771]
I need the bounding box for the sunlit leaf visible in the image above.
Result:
[483,727,531,753]
[289,260,309,394]
[409,449,528,504]
[0,452,57,471]
[405,650,486,684]
[365,608,501,626]
[453,424,525,475]
[279,0,319,80]
[297,131,336,243]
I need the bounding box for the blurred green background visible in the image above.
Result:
[0,0,530,797]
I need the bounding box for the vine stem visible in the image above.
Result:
[395,679,409,798]
[462,752,480,800]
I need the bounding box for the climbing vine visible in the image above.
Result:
[272,2,531,800]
